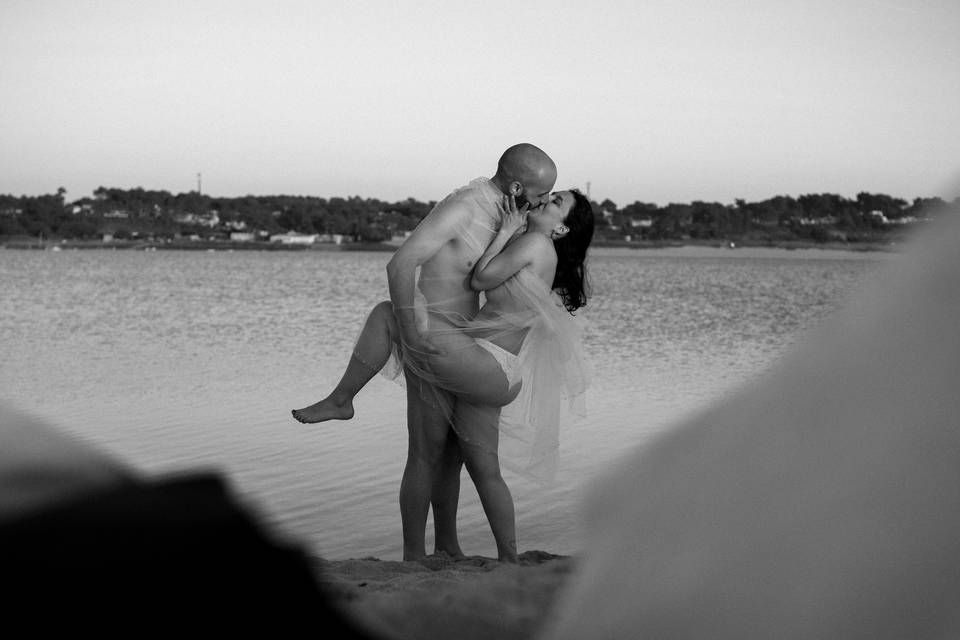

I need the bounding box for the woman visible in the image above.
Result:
[292,189,594,561]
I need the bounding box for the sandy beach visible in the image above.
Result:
[315,551,574,640]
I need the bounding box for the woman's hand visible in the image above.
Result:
[498,195,529,238]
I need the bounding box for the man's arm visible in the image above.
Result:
[386,199,472,348]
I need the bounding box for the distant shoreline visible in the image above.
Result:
[593,238,899,253]
[0,238,397,252]
[1,237,902,256]
[590,243,901,260]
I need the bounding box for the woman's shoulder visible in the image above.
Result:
[510,232,555,257]
[507,233,556,286]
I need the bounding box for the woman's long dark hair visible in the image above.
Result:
[552,189,594,313]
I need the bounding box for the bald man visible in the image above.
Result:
[386,143,557,561]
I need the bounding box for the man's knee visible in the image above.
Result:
[408,429,450,467]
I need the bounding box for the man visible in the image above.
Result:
[386,143,557,561]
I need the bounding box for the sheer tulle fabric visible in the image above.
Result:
[380,267,588,483]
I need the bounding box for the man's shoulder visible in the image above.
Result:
[427,193,474,223]
[431,178,499,218]
[441,177,496,204]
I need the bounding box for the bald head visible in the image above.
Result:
[492,143,558,208]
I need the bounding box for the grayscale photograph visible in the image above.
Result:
[2,1,959,637]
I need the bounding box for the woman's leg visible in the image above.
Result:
[292,300,398,423]
[454,400,518,563]
[427,339,522,409]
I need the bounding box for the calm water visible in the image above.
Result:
[0,246,892,559]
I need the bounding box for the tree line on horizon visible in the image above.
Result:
[0,186,954,245]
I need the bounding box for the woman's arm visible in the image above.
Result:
[471,232,542,291]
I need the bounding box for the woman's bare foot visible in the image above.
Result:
[291,397,354,423]
[435,545,466,560]
[497,540,519,564]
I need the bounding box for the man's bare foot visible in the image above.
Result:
[291,397,354,423]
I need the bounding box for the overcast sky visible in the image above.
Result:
[2,0,958,206]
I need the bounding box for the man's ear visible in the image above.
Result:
[509,181,523,196]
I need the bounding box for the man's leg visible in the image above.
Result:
[399,375,459,560]
[431,429,464,557]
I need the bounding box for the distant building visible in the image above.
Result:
[797,216,837,226]
[869,210,918,225]
[270,231,317,245]
[174,211,220,227]
[229,232,256,242]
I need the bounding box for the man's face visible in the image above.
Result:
[516,176,556,209]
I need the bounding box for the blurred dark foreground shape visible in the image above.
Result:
[541,200,960,639]
[0,405,376,636]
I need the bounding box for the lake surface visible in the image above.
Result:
[0,246,894,560]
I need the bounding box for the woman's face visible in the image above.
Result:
[530,190,575,232]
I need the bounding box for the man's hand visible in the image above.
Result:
[399,322,444,358]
